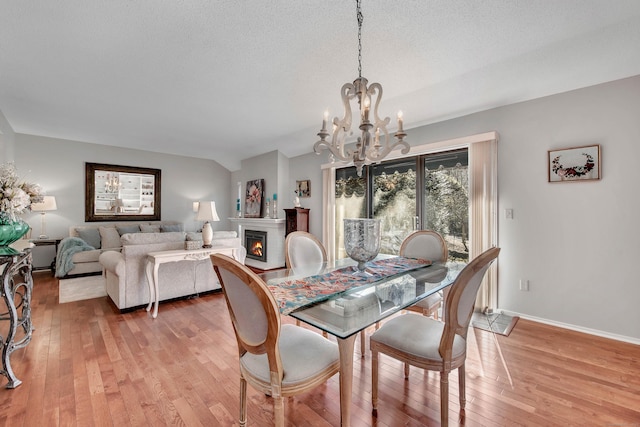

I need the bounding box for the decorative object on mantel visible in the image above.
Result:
[30,195,57,239]
[296,180,310,198]
[548,144,601,182]
[245,179,264,218]
[313,0,410,177]
[0,162,44,254]
[196,201,220,248]
[236,181,242,218]
[271,193,277,219]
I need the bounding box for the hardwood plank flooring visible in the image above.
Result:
[1,272,639,426]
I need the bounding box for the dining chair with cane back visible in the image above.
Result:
[399,230,449,320]
[211,253,341,427]
[370,247,500,427]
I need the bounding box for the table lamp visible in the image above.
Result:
[196,201,220,248]
[30,196,57,239]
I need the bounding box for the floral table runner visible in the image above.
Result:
[266,256,431,315]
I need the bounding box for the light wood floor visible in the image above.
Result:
[1,272,639,426]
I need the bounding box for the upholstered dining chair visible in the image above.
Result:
[210,253,341,427]
[400,230,449,320]
[370,247,500,427]
[285,231,372,353]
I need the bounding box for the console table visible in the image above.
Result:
[145,246,240,318]
[0,250,34,388]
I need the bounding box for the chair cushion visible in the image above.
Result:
[240,324,339,388]
[371,313,466,361]
[413,293,442,309]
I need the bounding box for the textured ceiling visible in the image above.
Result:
[2,0,640,171]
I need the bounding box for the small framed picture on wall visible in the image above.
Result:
[296,180,311,197]
[245,179,264,217]
[548,144,601,182]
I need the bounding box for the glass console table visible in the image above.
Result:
[0,249,34,388]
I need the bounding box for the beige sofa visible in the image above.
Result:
[56,221,182,278]
[99,230,241,311]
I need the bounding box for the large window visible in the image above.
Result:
[334,149,469,261]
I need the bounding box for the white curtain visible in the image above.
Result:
[469,138,499,311]
[322,168,336,261]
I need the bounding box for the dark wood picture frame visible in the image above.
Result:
[85,162,162,222]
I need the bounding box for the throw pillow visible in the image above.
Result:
[186,232,202,241]
[99,226,122,249]
[116,225,140,236]
[140,224,161,233]
[161,224,183,232]
[77,228,101,249]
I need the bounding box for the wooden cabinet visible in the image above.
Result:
[284,208,310,236]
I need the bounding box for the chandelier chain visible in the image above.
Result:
[356,0,363,78]
[314,0,410,177]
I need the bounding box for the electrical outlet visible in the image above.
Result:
[505,208,514,219]
[519,279,529,291]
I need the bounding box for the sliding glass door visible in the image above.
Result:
[335,149,469,261]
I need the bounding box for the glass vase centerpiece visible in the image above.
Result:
[0,162,44,254]
[343,218,381,272]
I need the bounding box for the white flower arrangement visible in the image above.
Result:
[0,162,44,225]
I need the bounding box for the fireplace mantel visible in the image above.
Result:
[228,218,286,270]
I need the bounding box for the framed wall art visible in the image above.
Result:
[548,144,601,182]
[296,179,311,197]
[245,179,264,217]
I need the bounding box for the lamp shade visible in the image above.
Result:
[31,196,57,212]
[196,201,220,222]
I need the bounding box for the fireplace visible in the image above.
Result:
[245,230,268,262]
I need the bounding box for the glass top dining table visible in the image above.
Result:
[259,255,465,426]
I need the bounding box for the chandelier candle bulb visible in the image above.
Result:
[397,111,404,132]
[322,110,329,131]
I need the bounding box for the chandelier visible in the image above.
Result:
[314,0,410,177]
[105,174,122,193]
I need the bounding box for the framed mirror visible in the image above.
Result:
[85,162,161,222]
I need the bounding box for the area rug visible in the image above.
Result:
[58,275,107,303]
[472,311,519,336]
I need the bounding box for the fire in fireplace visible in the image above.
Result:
[245,230,267,262]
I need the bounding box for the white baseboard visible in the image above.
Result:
[498,309,640,346]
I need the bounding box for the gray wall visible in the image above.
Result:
[272,75,640,342]
[15,134,233,240]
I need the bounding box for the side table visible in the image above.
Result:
[0,249,34,388]
[30,238,62,274]
[145,246,241,318]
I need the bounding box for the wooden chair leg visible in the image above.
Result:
[458,362,466,408]
[239,376,247,427]
[404,362,410,378]
[440,370,449,427]
[371,349,379,415]
[360,330,366,356]
[273,395,284,427]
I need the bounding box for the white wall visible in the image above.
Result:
[284,75,640,341]
[15,134,233,239]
